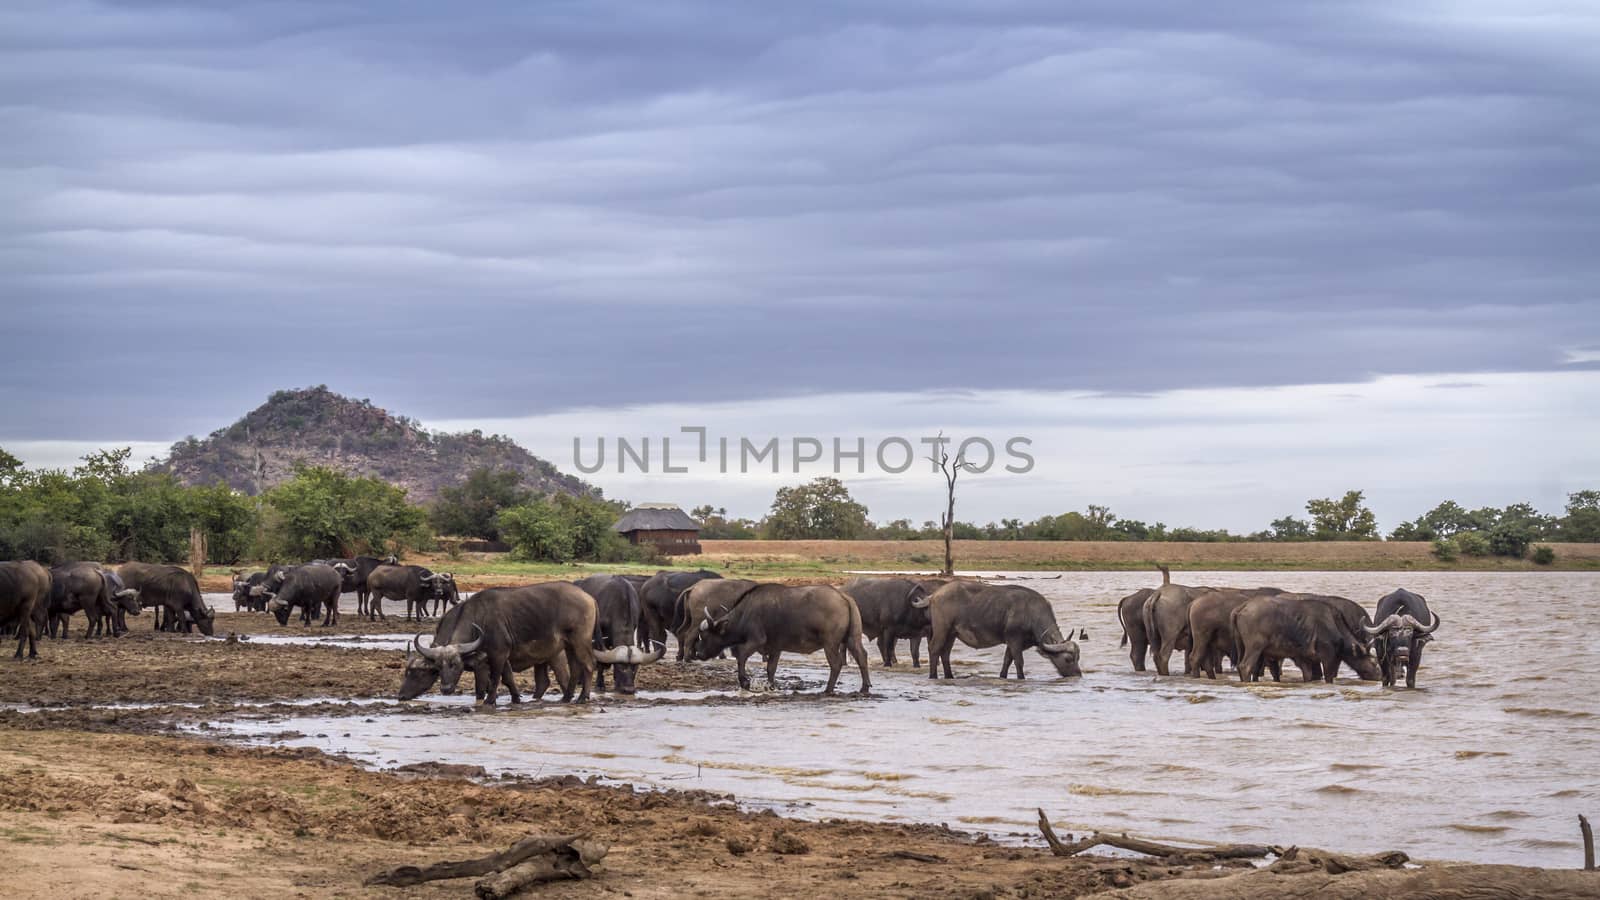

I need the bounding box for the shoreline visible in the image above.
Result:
[3,616,1597,897]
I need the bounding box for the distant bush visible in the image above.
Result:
[1488,521,1533,558]
[1431,538,1458,562]
[1454,531,1491,557]
[1531,545,1556,565]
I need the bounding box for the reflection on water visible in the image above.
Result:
[209,571,1600,867]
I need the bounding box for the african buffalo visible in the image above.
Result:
[0,560,49,658]
[400,582,614,705]
[367,565,458,621]
[1186,589,1262,679]
[840,577,939,667]
[261,564,348,627]
[117,562,214,636]
[574,574,665,694]
[918,582,1080,680]
[1364,588,1439,688]
[345,555,396,618]
[1116,587,1156,671]
[639,569,722,651]
[693,583,871,695]
[1232,594,1380,684]
[1144,567,1283,676]
[671,578,757,659]
[47,563,139,639]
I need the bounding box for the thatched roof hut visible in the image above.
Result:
[614,504,702,555]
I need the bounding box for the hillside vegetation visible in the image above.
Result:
[157,386,593,503]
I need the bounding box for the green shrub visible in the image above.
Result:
[1531,545,1556,565]
[1487,521,1533,558]
[1454,531,1491,557]
[1430,538,1458,562]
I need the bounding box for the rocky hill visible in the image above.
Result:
[156,386,595,502]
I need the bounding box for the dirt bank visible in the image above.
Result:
[0,621,743,707]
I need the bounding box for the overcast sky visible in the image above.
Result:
[3,1,1597,528]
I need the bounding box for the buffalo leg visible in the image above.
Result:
[1406,643,1424,689]
[821,645,843,694]
[767,651,784,691]
[733,649,754,691]
[595,661,607,693]
[1130,633,1149,672]
[929,626,957,680]
[909,633,923,670]
[1238,645,1263,683]
[501,667,522,704]
[1009,641,1028,679]
[532,664,550,700]
[848,635,871,694]
[877,631,895,667]
[565,644,593,703]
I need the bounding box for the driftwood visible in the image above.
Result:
[1036,809,1269,861]
[364,833,606,889]
[1582,813,1595,871]
[1265,844,1409,875]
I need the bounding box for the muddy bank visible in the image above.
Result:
[9,728,1589,899]
[0,728,1210,899]
[0,621,739,707]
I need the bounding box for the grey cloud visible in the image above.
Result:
[2,0,1597,440]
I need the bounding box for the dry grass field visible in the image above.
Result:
[698,540,1600,572]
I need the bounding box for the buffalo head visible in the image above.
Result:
[112,588,141,616]
[593,640,666,694]
[1038,631,1083,677]
[402,624,484,698]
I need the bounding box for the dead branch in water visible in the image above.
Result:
[1036,809,1269,861]
[363,833,606,888]
[1581,814,1595,871]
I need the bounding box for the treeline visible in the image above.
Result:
[0,448,647,567]
[6,448,1595,568]
[693,479,1599,561]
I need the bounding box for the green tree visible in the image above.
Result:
[259,464,426,559]
[429,467,531,541]
[1269,515,1311,541]
[1418,500,1471,538]
[1305,490,1378,540]
[185,483,259,564]
[765,477,870,540]
[1560,490,1600,542]
[1487,521,1533,558]
[498,499,575,562]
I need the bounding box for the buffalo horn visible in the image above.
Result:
[1405,612,1441,635]
[1040,639,1077,654]
[457,624,484,655]
[1362,614,1403,636]
[115,589,138,599]
[413,633,445,661]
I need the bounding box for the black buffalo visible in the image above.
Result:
[1232,594,1380,684]
[1363,588,1440,688]
[840,577,940,667]
[116,562,214,636]
[367,565,458,621]
[1116,587,1157,672]
[671,578,758,660]
[400,583,611,705]
[919,582,1080,680]
[573,574,665,694]
[0,560,50,658]
[261,564,348,627]
[693,583,871,695]
[46,563,139,638]
[639,569,722,653]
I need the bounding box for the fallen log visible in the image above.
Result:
[1582,813,1594,871]
[364,833,605,888]
[474,841,608,899]
[1037,809,1269,861]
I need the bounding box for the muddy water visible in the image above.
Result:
[208,572,1598,867]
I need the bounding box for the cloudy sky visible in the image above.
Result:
[3,1,1596,529]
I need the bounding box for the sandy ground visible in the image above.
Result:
[4,613,1596,898]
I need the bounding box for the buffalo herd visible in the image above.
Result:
[1,557,1438,703]
[1118,565,1439,687]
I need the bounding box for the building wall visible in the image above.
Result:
[624,529,703,555]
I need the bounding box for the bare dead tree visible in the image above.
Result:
[928,432,979,577]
